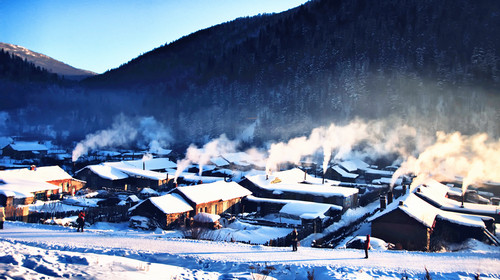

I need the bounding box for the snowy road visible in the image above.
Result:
[1,221,500,279]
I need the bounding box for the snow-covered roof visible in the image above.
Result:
[371,193,486,229]
[436,210,487,228]
[96,151,121,157]
[180,173,226,183]
[364,168,393,177]
[113,158,177,171]
[110,165,167,180]
[85,159,169,181]
[0,178,59,198]
[416,179,500,216]
[337,160,365,173]
[0,189,17,197]
[279,200,342,219]
[6,142,48,152]
[176,181,252,204]
[0,166,72,182]
[210,157,230,167]
[126,195,140,202]
[153,148,172,156]
[331,165,359,179]
[140,188,159,195]
[373,177,402,185]
[87,165,128,180]
[349,158,370,170]
[0,137,12,150]
[246,168,358,198]
[221,152,266,168]
[398,194,441,228]
[148,193,193,214]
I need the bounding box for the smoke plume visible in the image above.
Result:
[72,115,173,161]
[265,119,422,175]
[173,134,239,182]
[391,132,500,194]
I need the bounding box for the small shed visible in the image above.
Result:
[125,195,140,206]
[129,193,193,229]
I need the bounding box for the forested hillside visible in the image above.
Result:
[1,0,499,145]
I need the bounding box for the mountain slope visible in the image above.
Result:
[0,42,96,80]
[81,0,499,142]
[2,0,500,144]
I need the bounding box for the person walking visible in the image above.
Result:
[0,207,5,230]
[364,234,370,258]
[76,211,85,232]
[291,228,299,251]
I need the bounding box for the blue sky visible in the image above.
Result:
[0,0,308,74]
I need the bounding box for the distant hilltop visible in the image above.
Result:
[0,42,96,81]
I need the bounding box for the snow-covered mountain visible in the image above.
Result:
[0,42,96,80]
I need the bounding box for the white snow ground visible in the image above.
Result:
[1,221,499,279]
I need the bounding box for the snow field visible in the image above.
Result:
[1,221,499,279]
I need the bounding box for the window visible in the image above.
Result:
[214,204,218,214]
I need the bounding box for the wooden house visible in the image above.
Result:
[0,165,84,198]
[324,165,359,183]
[240,169,358,211]
[415,179,500,223]
[129,193,193,229]
[371,196,433,251]
[370,193,493,251]
[244,195,342,221]
[1,142,48,160]
[75,165,130,191]
[174,181,252,216]
[76,160,170,191]
[0,178,61,206]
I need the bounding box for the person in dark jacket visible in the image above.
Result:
[291,228,299,251]
[76,211,85,232]
[364,234,370,258]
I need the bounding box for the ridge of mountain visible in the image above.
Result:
[0,42,96,80]
[1,0,499,144]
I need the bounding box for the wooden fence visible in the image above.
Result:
[5,206,30,222]
[6,205,130,225]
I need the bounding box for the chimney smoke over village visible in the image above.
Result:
[391,132,500,194]
[71,115,173,162]
[265,119,423,176]
[173,134,239,182]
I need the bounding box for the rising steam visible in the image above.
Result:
[72,115,173,161]
[173,134,239,182]
[391,132,500,194]
[265,119,421,175]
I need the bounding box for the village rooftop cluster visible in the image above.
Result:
[0,139,499,251]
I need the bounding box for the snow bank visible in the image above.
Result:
[194,212,220,223]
